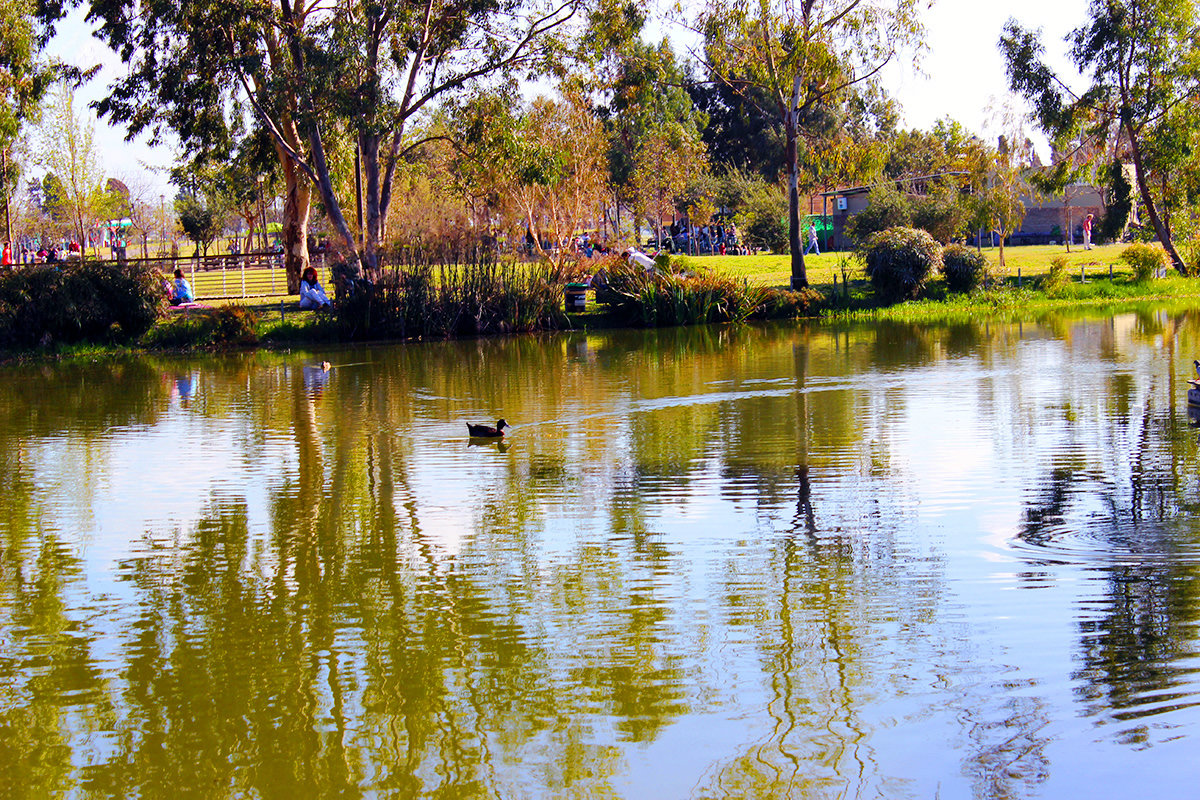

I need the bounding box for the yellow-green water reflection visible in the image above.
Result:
[3,309,1200,797]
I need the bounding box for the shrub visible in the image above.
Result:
[142,305,260,349]
[1180,241,1200,278]
[941,244,990,293]
[1041,255,1071,293]
[0,260,163,348]
[911,184,970,244]
[754,286,826,319]
[862,226,943,302]
[1120,243,1166,282]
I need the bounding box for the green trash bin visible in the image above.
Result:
[565,282,588,311]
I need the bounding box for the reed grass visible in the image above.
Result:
[334,256,572,339]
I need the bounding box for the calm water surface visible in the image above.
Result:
[4,309,1200,798]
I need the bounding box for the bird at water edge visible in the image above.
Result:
[467,419,509,437]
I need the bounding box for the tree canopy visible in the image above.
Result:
[696,0,926,288]
[80,0,583,278]
[1001,0,1200,271]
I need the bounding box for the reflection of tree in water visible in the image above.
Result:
[1016,464,1081,551]
[960,691,1051,800]
[1015,382,1200,743]
[0,445,113,797]
[0,358,168,436]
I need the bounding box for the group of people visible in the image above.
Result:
[155,264,330,309]
[4,236,85,264]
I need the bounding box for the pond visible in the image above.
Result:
[3,308,1200,798]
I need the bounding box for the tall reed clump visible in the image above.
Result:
[333,256,571,339]
[0,260,163,348]
[593,258,821,325]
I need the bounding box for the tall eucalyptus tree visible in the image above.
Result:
[81,0,582,280]
[696,0,925,288]
[1002,0,1200,272]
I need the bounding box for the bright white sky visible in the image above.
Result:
[43,0,1090,197]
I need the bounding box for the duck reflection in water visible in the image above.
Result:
[302,361,331,395]
[468,437,510,453]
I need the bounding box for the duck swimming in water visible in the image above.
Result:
[467,419,509,437]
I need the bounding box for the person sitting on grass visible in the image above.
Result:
[299,266,331,310]
[171,268,194,306]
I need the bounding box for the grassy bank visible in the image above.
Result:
[155,243,1200,345]
[7,242,1200,362]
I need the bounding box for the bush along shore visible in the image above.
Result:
[3,232,1200,358]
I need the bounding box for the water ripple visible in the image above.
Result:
[1009,517,1200,566]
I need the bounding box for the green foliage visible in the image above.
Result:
[756,286,826,319]
[732,181,788,253]
[1120,243,1167,282]
[845,185,913,245]
[941,244,989,293]
[593,257,804,325]
[911,184,970,244]
[862,226,943,302]
[1101,160,1133,243]
[143,305,260,349]
[1180,241,1200,278]
[0,0,58,144]
[1001,2,1200,271]
[174,189,226,256]
[334,259,569,340]
[1041,255,1072,293]
[0,261,163,348]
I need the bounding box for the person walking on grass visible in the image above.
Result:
[1083,213,1094,250]
[805,223,820,256]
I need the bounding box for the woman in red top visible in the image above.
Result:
[1,241,11,266]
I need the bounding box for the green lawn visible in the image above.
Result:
[685,243,1136,289]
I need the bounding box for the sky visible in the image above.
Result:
[41,0,1092,198]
